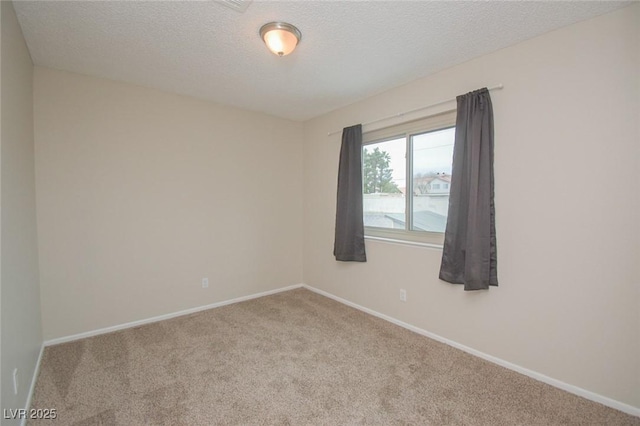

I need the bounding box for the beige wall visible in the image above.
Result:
[1,0,43,419]
[34,68,304,340]
[303,5,640,409]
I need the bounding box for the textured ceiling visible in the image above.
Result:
[13,1,630,121]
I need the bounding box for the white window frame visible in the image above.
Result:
[362,110,456,247]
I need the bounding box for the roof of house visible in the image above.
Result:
[385,210,447,233]
[414,174,452,184]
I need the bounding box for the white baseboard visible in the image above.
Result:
[302,284,640,418]
[44,284,304,346]
[21,343,45,426]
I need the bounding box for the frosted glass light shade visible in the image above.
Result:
[260,22,301,57]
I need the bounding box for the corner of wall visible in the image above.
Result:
[1,0,44,421]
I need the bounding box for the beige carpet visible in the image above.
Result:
[29,288,638,425]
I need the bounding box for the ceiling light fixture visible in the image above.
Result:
[259,22,301,57]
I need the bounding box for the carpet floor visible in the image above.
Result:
[29,288,639,425]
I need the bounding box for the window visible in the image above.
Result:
[362,111,456,245]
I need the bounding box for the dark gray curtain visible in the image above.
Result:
[440,88,497,290]
[334,124,367,262]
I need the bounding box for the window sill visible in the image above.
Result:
[365,235,443,250]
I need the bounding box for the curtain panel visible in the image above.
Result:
[334,124,367,262]
[440,88,498,290]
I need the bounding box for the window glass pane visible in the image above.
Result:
[412,127,455,233]
[363,138,406,229]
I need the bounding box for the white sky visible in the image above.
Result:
[365,127,455,188]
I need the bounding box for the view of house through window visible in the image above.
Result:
[362,112,455,244]
[411,127,455,232]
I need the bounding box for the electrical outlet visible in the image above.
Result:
[400,289,407,302]
[13,368,18,395]
[202,278,209,288]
